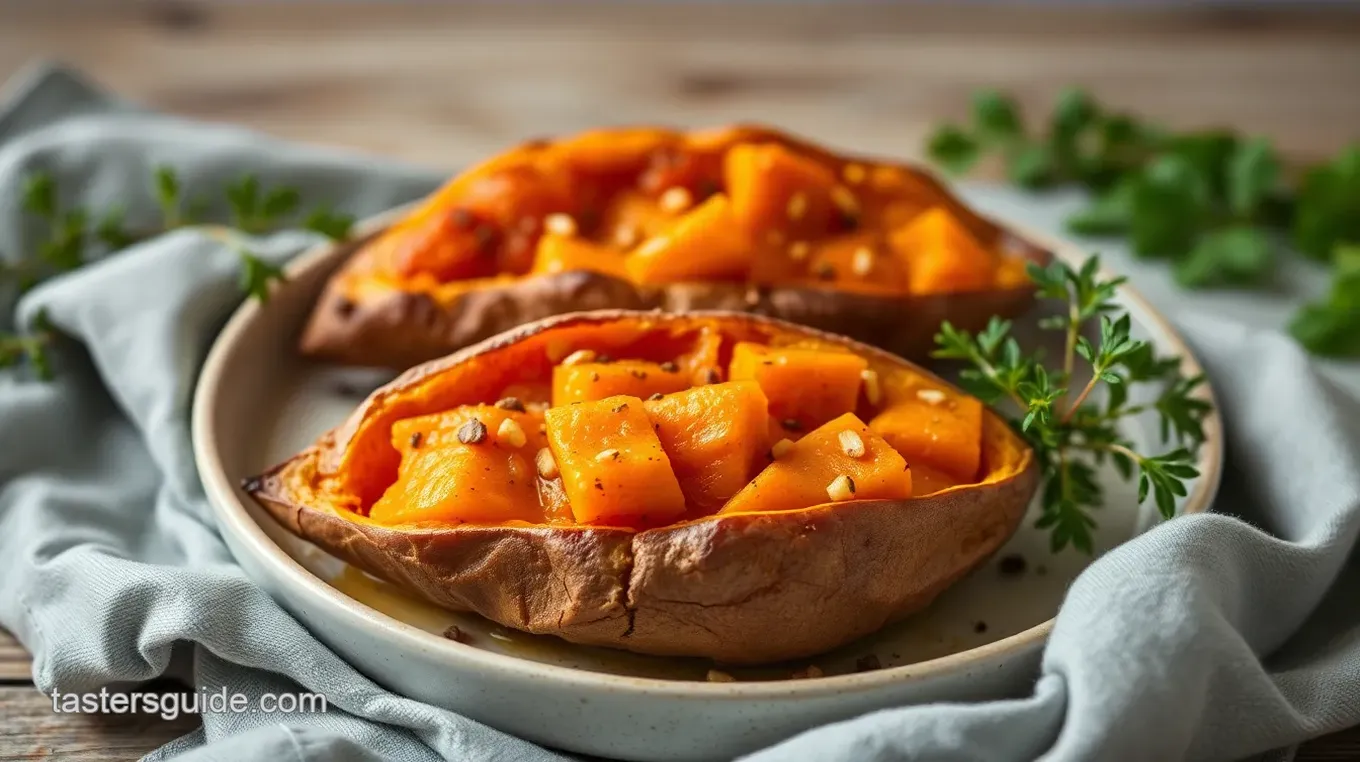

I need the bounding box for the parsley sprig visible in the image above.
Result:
[934,256,1212,553]
[927,88,1360,357]
[0,167,356,378]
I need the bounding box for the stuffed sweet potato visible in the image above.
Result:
[251,312,1038,664]
[300,124,1048,369]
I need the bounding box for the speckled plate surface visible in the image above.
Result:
[191,205,1221,762]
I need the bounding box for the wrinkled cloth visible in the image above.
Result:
[1,63,1357,762]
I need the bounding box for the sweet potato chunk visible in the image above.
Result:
[599,190,676,247]
[545,395,687,525]
[370,405,547,525]
[643,381,771,511]
[625,194,753,283]
[889,207,999,295]
[552,360,693,406]
[725,143,838,238]
[721,413,911,514]
[728,342,868,432]
[531,233,628,279]
[805,232,908,293]
[869,389,983,481]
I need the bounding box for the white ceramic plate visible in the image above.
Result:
[191,207,1222,761]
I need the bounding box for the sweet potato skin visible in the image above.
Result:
[301,258,1045,370]
[252,311,1038,663]
[299,124,1051,370]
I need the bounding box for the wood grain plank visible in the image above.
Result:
[0,683,199,761]
[0,3,1355,171]
[1,628,33,683]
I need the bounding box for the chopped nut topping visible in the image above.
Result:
[916,388,947,405]
[706,669,737,683]
[851,247,874,277]
[596,448,621,462]
[497,418,527,449]
[781,418,803,431]
[494,397,526,412]
[842,163,867,185]
[659,186,693,214]
[770,438,794,459]
[786,192,808,221]
[561,349,597,366]
[544,213,577,237]
[788,241,810,261]
[659,361,679,373]
[831,185,859,217]
[442,625,470,643]
[827,474,857,502]
[409,432,423,449]
[457,418,488,445]
[815,262,836,281]
[838,429,866,458]
[613,224,640,249]
[647,392,665,401]
[535,448,559,479]
[860,369,882,406]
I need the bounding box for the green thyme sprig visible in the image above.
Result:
[933,256,1212,553]
[926,88,1360,357]
[0,167,357,378]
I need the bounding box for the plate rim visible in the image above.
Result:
[191,207,1223,698]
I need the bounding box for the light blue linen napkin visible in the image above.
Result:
[1,63,1357,762]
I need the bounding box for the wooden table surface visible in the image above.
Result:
[1,2,1359,760]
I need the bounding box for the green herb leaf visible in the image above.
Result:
[302,207,356,241]
[238,251,286,302]
[0,309,56,381]
[154,166,182,226]
[1173,226,1274,288]
[226,174,262,231]
[1293,146,1360,260]
[1007,143,1056,189]
[95,206,137,250]
[971,90,1024,144]
[261,187,302,221]
[1288,243,1360,356]
[1128,155,1210,258]
[1227,137,1280,218]
[926,125,980,175]
[933,255,1211,554]
[1067,177,1134,237]
[21,172,57,219]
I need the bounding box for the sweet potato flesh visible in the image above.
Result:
[320,317,1002,530]
[344,125,1025,301]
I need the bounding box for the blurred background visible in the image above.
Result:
[2,1,1356,172]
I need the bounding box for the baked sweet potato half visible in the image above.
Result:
[300,124,1049,369]
[251,312,1038,664]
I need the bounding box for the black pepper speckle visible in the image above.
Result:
[998,554,1027,577]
